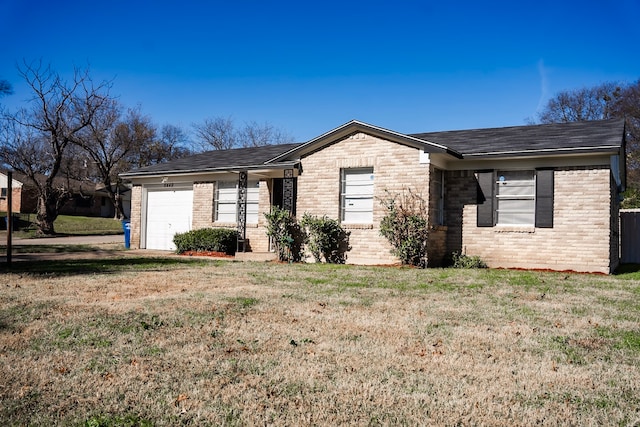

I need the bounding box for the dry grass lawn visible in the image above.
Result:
[1,257,639,426]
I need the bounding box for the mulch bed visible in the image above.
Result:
[179,251,235,258]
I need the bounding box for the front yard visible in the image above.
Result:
[1,258,639,425]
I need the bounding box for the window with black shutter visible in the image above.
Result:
[535,169,554,228]
[476,169,554,228]
[476,171,494,227]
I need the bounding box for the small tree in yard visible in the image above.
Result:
[379,188,429,267]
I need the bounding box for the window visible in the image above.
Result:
[430,168,445,226]
[477,169,553,228]
[341,168,374,223]
[215,180,260,223]
[495,170,535,225]
[0,187,6,198]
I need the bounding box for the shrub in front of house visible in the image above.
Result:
[173,228,238,255]
[379,188,429,267]
[449,251,488,269]
[264,207,305,262]
[300,213,350,264]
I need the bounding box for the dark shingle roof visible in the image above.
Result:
[121,120,625,178]
[121,143,302,177]
[410,119,624,158]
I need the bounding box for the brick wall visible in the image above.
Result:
[445,167,615,274]
[130,185,142,249]
[192,182,214,229]
[190,180,272,253]
[0,188,22,213]
[296,132,431,264]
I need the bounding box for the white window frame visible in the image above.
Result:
[215,180,260,224]
[341,168,374,223]
[495,170,536,226]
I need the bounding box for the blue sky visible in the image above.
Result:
[1,0,638,142]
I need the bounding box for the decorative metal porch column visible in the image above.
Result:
[236,171,248,253]
[283,169,294,213]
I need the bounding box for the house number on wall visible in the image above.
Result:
[163,183,174,188]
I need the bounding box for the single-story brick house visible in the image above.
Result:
[121,119,626,274]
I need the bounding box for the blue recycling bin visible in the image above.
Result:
[122,219,131,249]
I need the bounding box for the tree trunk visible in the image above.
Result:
[35,190,60,236]
[36,200,56,235]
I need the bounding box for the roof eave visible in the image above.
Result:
[461,145,622,159]
[120,161,299,179]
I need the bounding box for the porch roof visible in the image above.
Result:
[120,143,302,178]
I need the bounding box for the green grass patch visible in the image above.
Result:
[614,264,640,279]
[0,213,124,237]
[227,297,260,309]
[596,326,640,352]
[83,413,154,427]
[52,215,124,235]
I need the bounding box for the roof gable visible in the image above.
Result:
[267,120,463,163]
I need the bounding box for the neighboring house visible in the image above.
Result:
[0,172,23,213]
[121,119,626,274]
[0,172,131,218]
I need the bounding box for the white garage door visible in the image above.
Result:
[145,188,194,250]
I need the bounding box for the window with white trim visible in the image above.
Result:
[341,168,374,223]
[495,170,535,226]
[215,180,260,223]
[0,187,7,198]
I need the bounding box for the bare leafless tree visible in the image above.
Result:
[192,116,293,151]
[0,79,12,98]
[73,99,132,219]
[536,79,640,203]
[192,116,236,150]
[537,82,624,124]
[0,61,111,235]
[237,120,293,147]
[159,124,192,160]
[72,106,192,219]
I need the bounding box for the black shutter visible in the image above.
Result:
[535,169,554,228]
[477,171,494,227]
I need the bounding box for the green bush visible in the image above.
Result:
[173,228,238,255]
[264,207,304,262]
[450,251,488,269]
[300,213,350,263]
[621,186,640,209]
[379,188,429,267]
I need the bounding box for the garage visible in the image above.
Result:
[145,188,194,250]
